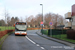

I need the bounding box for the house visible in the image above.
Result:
[71,4,75,30]
[65,4,75,30]
[65,12,72,29]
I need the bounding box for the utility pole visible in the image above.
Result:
[40,4,43,35]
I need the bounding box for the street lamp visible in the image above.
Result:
[40,4,43,35]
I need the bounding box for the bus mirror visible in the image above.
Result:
[13,24,15,27]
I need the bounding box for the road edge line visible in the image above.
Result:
[36,31,75,48]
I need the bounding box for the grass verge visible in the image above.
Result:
[52,34,75,43]
[41,29,75,44]
[0,32,14,50]
[41,29,48,35]
[0,26,15,31]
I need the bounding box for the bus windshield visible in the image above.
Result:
[15,25,27,31]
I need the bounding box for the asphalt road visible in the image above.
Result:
[2,30,75,50]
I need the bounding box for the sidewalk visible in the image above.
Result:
[36,30,75,48]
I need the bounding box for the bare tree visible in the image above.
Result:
[53,14,59,29]
[35,14,42,27]
[0,19,5,26]
[44,13,53,27]
[26,15,34,27]
[25,12,65,28]
[7,16,11,26]
[10,17,15,26]
[15,17,19,22]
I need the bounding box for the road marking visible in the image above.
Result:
[36,44,40,46]
[25,36,45,50]
[27,34,37,35]
[41,47,45,49]
[25,36,36,44]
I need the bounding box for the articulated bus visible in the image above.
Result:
[14,22,27,35]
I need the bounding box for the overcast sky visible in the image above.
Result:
[0,0,75,21]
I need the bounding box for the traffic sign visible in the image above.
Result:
[41,21,43,24]
[49,22,53,37]
[49,22,53,25]
[41,24,43,26]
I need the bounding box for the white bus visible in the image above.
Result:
[14,22,27,35]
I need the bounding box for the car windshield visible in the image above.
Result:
[15,25,27,30]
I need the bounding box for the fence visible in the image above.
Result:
[41,29,68,38]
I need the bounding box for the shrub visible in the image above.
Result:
[48,29,68,35]
[0,30,14,38]
[41,29,48,35]
[66,29,75,40]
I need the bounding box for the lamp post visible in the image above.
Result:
[40,4,43,34]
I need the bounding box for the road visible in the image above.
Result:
[2,30,75,50]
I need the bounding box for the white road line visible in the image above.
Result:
[27,34,37,35]
[41,47,45,49]
[25,36,45,50]
[25,36,36,44]
[36,44,40,46]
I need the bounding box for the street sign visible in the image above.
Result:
[41,24,43,26]
[40,21,43,26]
[49,22,53,37]
[41,21,43,24]
[49,22,53,25]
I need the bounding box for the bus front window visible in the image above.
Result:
[15,25,27,31]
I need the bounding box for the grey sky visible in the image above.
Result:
[0,0,75,21]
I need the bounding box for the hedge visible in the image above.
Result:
[41,29,68,36]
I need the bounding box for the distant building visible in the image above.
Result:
[65,4,75,30]
[71,4,75,30]
[56,25,65,29]
[28,25,30,27]
[65,12,72,29]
